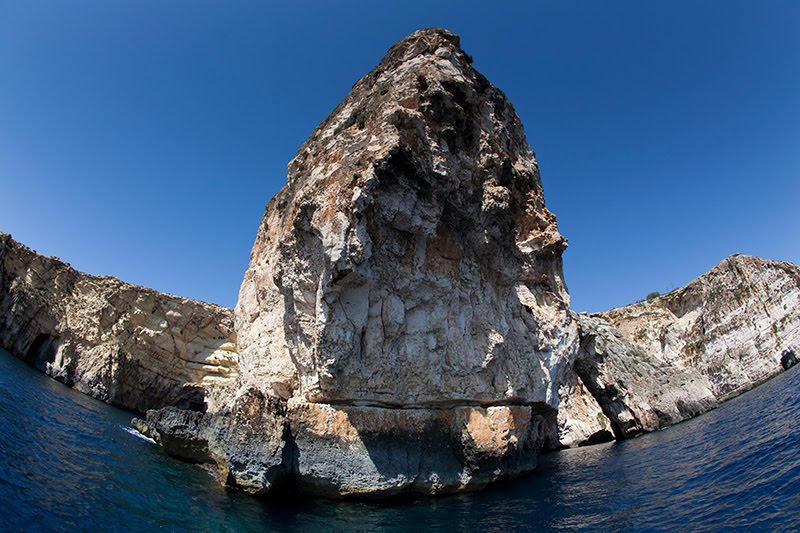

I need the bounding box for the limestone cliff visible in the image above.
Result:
[551,314,716,448]
[144,27,578,497]
[605,255,800,398]
[552,254,800,448]
[6,26,796,500]
[236,28,573,406]
[0,233,238,413]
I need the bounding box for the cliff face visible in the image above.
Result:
[145,27,577,497]
[552,255,800,448]
[604,255,800,399]
[235,28,573,406]
[0,234,238,413]
[551,313,717,448]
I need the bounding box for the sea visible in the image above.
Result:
[1,346,798,532]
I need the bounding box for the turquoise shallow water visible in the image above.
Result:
[1,346,799,532]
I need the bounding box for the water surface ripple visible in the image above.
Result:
[1,347,798,531]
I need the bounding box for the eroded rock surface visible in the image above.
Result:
[549,366,613,448]
[556,314,716,447]
[145,27,578,497]
[604,255,800,399]
[144,389,290,494]
[553,255,800,448]
[287,401,549,497]
[236,27,574,407]
[0,233,238,413]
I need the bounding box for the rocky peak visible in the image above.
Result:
[236,27,574,408]
[128,28,581,498]
[260,27,563,258]
[157,27,582,496]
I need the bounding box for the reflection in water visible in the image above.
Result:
[1,346,799,532]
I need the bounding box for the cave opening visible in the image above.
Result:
[25,333,60,370]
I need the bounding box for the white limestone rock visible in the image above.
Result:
[604,254,800,399]
[149,27,579,497]
[553,255,800,448]
[0,233,238,413]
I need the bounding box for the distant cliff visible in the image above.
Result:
[551,254,800,449]
[0,233,238,413]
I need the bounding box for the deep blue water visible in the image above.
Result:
[1,346,799,532]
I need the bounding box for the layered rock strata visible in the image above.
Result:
[0,233,238,413]
[552,254,800,448]
[143,27,578,497]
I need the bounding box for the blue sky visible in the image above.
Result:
[1,1,798,311]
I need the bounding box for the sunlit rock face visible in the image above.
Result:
[141,27,578,497]
[603,255,800,398]
[235,27,575,410]
[0,233,238,414]
[551,255,800,449]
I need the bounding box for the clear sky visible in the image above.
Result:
[1,1,798,312]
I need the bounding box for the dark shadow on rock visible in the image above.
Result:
[174,385,209,413]
[781,348,798,371]
[25,333,60,370]
[578,429,614,447]
[288,403,550,499]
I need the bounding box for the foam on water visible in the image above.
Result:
[120,425,156,445]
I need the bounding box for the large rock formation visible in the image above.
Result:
[551,313,717,448]
[143,27,577,497]
[5,26,798,500]
[236,28,573,406]
[552,254,800,448]
[0,233,238,413]
[604,255,800,398]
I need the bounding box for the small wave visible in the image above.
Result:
[120,425,156,444]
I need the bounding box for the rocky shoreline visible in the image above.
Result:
[554,254,800,449]
[0,234,238,414]
[2,28,798,499]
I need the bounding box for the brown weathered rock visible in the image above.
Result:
[287,401,548,497]
[0,233,238,413]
